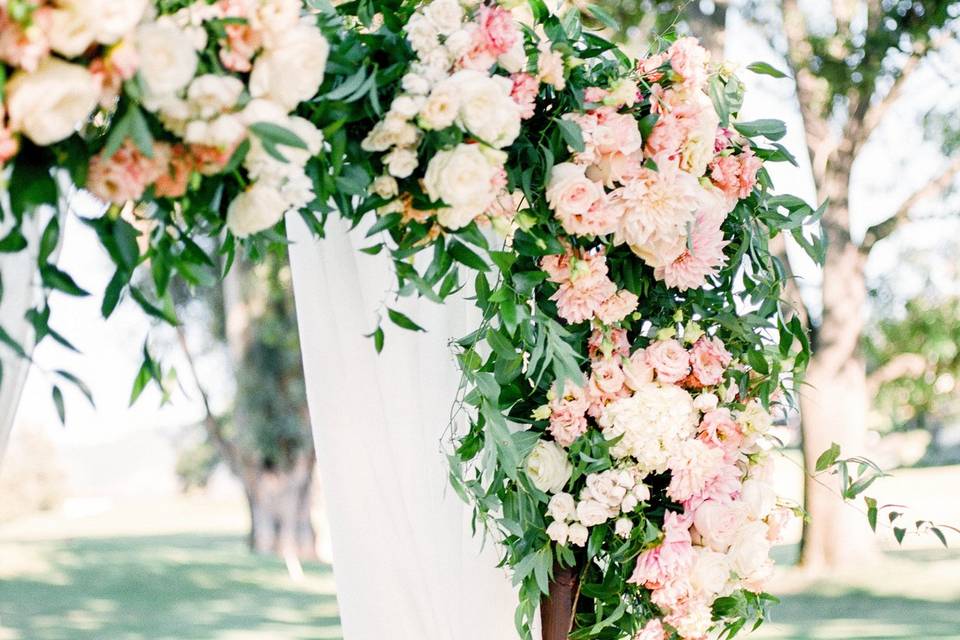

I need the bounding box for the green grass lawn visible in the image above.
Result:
[1,502,958,639]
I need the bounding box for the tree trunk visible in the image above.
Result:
[541,562,581,640]
[244,451,318,561]
[686,0,728,58]
[798,155,877,571]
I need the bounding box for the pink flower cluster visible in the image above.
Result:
[87,141,193,204]
[709,148,763,206]
[541,250,638,326]
[460,4,520,70]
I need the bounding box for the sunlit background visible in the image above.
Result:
[2,2,960,639]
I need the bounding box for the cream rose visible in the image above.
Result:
[690,548,731,596]
[448,70,522,149]
[740,479,777,520]
[546,162,604,222]
[384,147,419,179]
[47,7,96,58]
[250,23,330,110]
[576,498,613,527]
[6,59,99,146]
[546,521,570,546]
[567,522,589,547]
[525,440,572,494]
[547,492,576,522]
[226,184,288,238]
[92,0,148,44]
[423,143,500,226]
[137,22,199,96]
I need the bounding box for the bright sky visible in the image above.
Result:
[10,4,960,448]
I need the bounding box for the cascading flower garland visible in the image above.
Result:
[1,1,833,639]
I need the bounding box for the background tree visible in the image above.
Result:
[173,250,318,561]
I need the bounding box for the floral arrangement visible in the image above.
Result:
[312,1,822,638]
[1,1,831,638]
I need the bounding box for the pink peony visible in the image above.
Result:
[689,336,732,387]
[629,511,694,588]
[87,141,159,204]
[510,73,538,119]
[667,438,726,502]
[644,339,691,384]
[596,290,639,325]
[550,252,617,324]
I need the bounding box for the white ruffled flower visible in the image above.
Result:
[250,23,329,110]
[187,75,245,119]
[423,143,502,229]
[419,83,460,130]
[384,147,419,179]
[5,58,99,145]
[525,440,572,494]
[372,175,399,199]
[390,95,423,120]
[693,392,720,413]
[547,492,576,522]
[137,22,199,96]
[406,13,439,55]
[423,0,464,35]
[546,521,570,546]
[402,73,432,96]
[227,183,288,238]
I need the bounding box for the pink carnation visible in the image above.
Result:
[644,339,691,384]
[218,0,261,72]
[153,143,194,199]
[87,141,159,204]
[587,357,628,417]
[689,336,732,387]
[510,73,538,119]
[549,381,590,447]
[541,253,572,283]
[550,252,617,324]
[596,290,639,325]
[584,87,608,103]
[634,620,666,640]
[666,37,711,92]
[710,149,763,203]
[476,5,519,58]
[588,327,631,361]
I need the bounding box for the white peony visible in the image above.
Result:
[137,22,199,96]
[727,520,772,578]
[250,23,329,110]
[525,440,572,494]
[547,492,576,523]
[448,70,521,149]
[423,0,464,35]
[690,547,731,596]
[226,184,289,238]
[5,59,99,146]
[423,143,501,228]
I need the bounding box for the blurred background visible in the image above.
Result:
[2,1,960,639]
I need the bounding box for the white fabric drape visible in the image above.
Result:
[287,213,525,640]
[0,212,45,462]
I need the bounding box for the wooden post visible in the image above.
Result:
[540,562,581,640]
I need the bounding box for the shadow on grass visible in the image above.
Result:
[0,534,342,640]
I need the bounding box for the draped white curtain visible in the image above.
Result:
[0,211,46,462]
[287,213,527,639]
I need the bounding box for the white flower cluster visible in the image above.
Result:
[134,1,329,238]
[545,468,651,547]
[364,0,527,230]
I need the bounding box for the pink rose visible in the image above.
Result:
[689,336,732,387]
[692,499,748,552]
[622,349,655,390]
[591,358,626,395]
[698,408,743,454]
[644,339,691,384]
[546,162,606,236]
[629,511,694,588]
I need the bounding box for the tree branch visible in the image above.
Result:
[867,353,927,394]
[860,156,960,253]
[175,325,250,476]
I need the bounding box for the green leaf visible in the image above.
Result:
[586,5,619,31]
[893,527,906,545]
[448,241,489,272]
[0,228,28,253]
[10,157,57,219]
[249,122,309,151]
[40,265,89,297]
[734,119,787,141]
[747,61,789,79]
[38,216,60,265]
[128,107,154,158]
[815,442,841,472]
[387,308,425,332]
[101,269,127,317]
[557,119,585,153]
[366,325,385,353]
[52,385,65,424]
[864,496,878,531]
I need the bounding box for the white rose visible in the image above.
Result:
[372,175,399,199]
[727,520,772,578]
[384,147,419,179]
[576,499,612,527]
[92,0,148,44]
[547,492,576,522]
[740,479,777,521]
[6,59,99,145]
[226,184,288,238]
[419,84,460,130]
[423,143,500,221]
[250,23,329,110]
[187,75,245,119]
[739,400,773,436]
[47,7,96,58]
[690,548,731,596]
[546,162,604,220]
[436,207,479,230]
[137,22,198,96]
[693,392,720,413]
[424,0,464,35]
[567,522,589,547]
[524,440,572,494]
[546,521,569,546]
[449,70,521,148]
[693,499,748,553]
[614,517,633,539]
